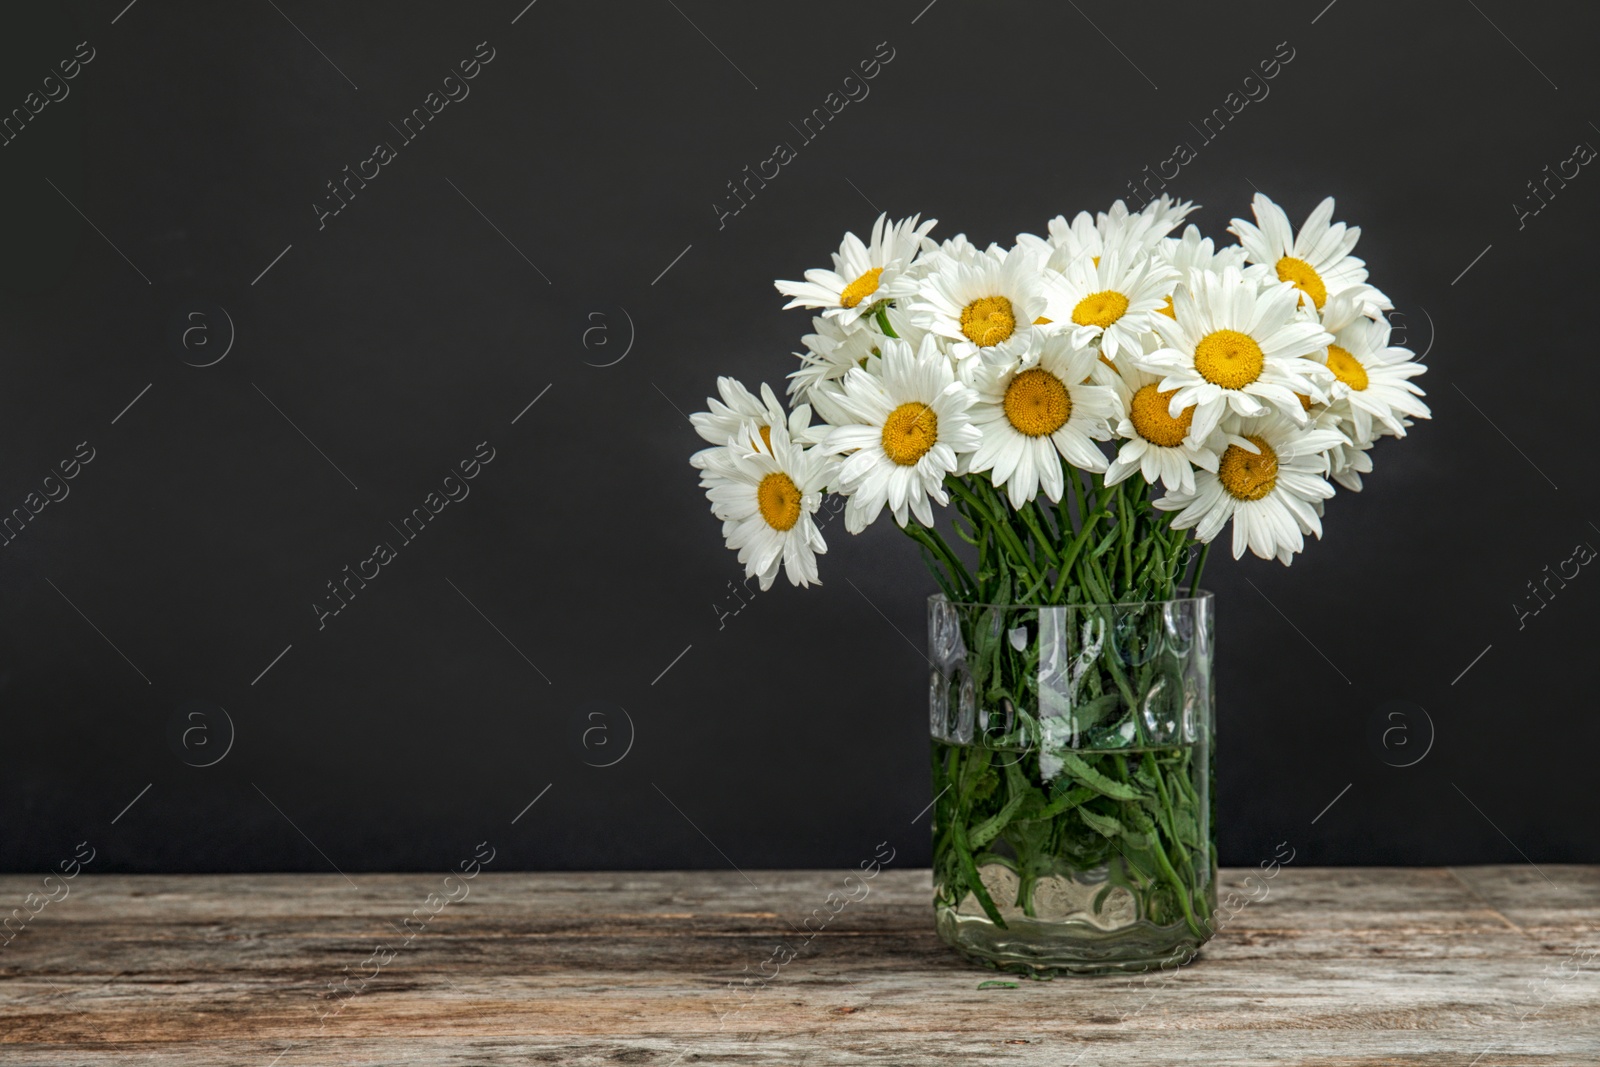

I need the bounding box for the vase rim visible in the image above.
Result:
[929,590,1214,610]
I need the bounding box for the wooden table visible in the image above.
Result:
[1,867,1595,1064]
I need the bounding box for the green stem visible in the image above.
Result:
[874,305,900,338]
[1016,501,1063,570]
[903,522,976,602]
[946,476,1044,588]
[1143,818,1203,937]
[1188,540,1212,598]
[1144,750,1192,892]
[951,807,1006,928]
[1049,517,1100,603]
[1115,485,1133,591]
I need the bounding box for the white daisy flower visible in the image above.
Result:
[1019,195,1195,265]
[805,379,856,431]
[702,421,837,590]
[787,315,882,406]
[1317,289,1431,442]
[969,333,1121,508]
[1150,225,1248,324]
[1015,211,1087,262]
[1041,246,1179,361]
[1094,195,1198,262]
[690,378,821,473]
[1228,193,1391,315]
[1136,266,1333,442]
[1105,363,1220,495]
[823,335,981,532]
[1290,398,1367,493]
[1159,224,1247,279]
[775,213,937,326]
[1325,432,1374,493]
[1136,193,1200,239]
[934,232,1008,266]
[1154,411,1347,565]
[909,246,1047,371]
[886,233,1007,298]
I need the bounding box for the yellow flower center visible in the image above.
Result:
[757,472,802,531]
[1217,435,1278,501]
[1194,329,1265,389]
[1071,290,1130,329]
[839,267,883,309]
[960,296,1016,348]
[1129,384,1194,448]
[1157,295,1176,319]
[1034,316,1053,325]
[1275,256,1327,309]
[755,424,773,451]
[1326,343,1369,391]
[1294,393,1313,412]
[881,401,939,466]
[1003,368,1072,437]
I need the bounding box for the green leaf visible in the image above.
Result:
[957,745,993,802]
[1122,805,1158,836]
[950,819,1007,929]
[917,543,958,601]
[1092,882,1118,915]
[1038,785,1094,819]
[1078,807,1125,839]
[1060,752,1144,801]
[977,980,1019,989]
[1069,693,1120,731]
[968,784,1027,849]
[1090,525,1121,559]
[1174,808,1201,849]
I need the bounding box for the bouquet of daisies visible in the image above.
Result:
[690,195,1428,605]
[688,197,1428,951]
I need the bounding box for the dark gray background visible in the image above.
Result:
[1,0,1594,874]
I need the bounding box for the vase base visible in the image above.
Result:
[935,903,1209,977]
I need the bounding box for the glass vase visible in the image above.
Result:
[927,593,1217,976]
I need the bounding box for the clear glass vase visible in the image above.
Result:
[928,593,1217,976]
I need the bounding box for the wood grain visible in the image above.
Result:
[0,867,1595,1065]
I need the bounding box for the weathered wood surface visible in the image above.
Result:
[0,867,1595,1065]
